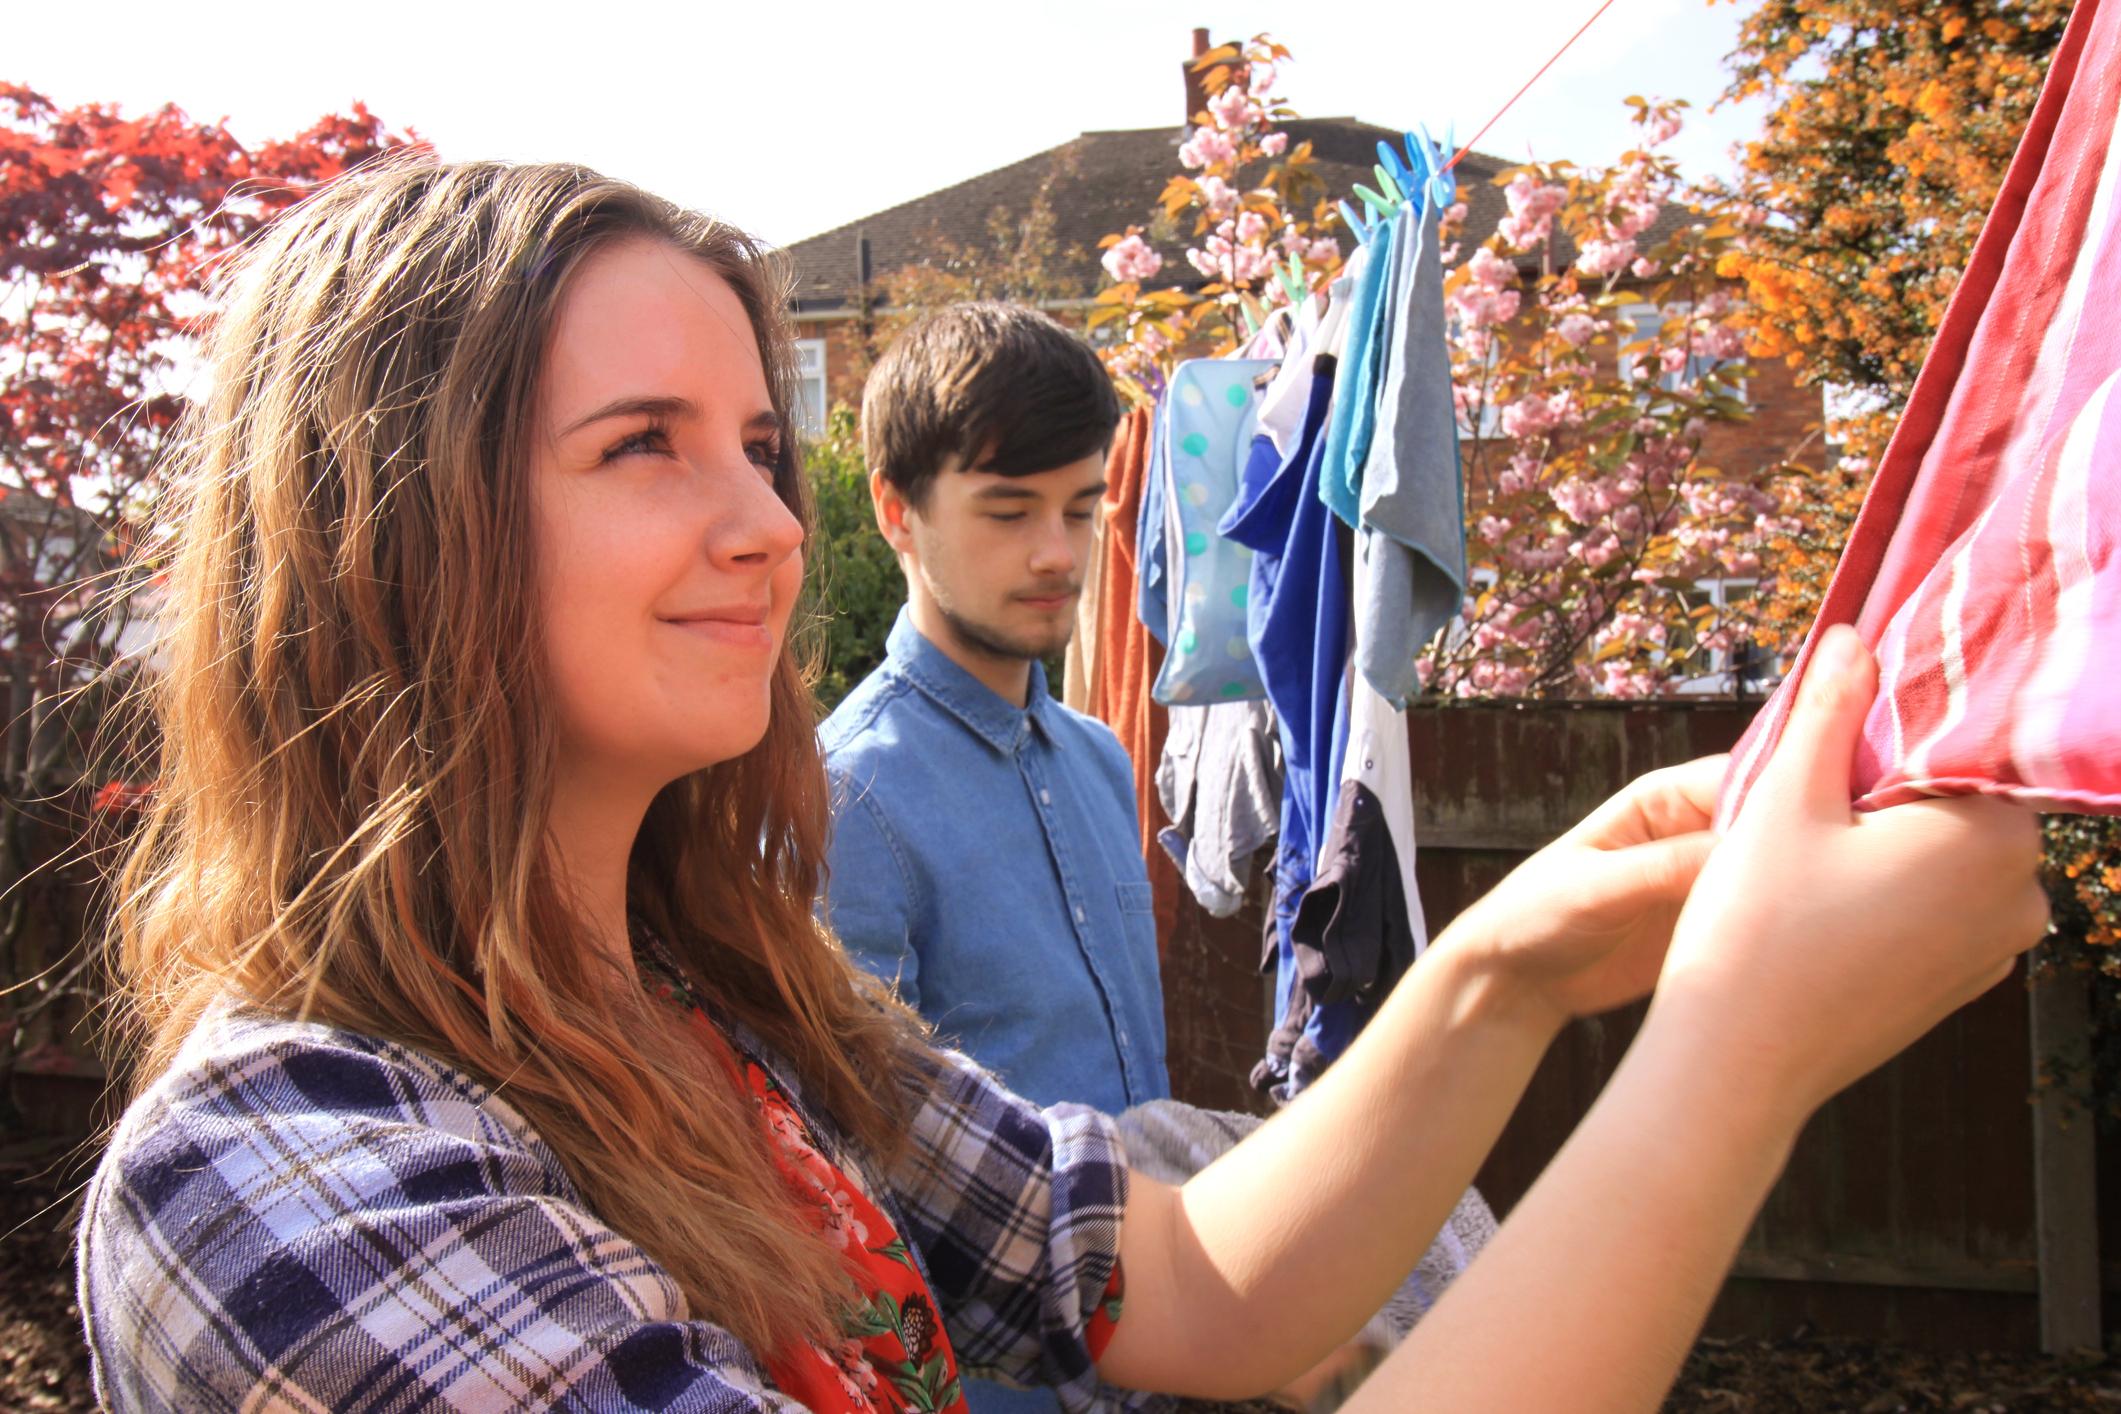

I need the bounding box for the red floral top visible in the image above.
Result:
[640,950,1124,1413]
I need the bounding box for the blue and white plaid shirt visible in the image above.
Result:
[78,1000,1142,1412]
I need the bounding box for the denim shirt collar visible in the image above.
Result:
[885,608,1052,756]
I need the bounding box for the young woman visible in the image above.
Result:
[78,157,2047,1413]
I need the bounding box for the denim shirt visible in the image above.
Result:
[821,611,1169,1115]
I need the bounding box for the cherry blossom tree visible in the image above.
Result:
[1088,36,1343,387]
[1427,100,1789,698]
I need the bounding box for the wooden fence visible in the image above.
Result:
[1160,699,2114,1354]
[10,699,2108,1353]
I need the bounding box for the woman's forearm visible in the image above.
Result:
[1342,1010,1802,1412]
[1102,934,1562,1398]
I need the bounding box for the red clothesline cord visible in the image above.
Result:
[1441,0,1623,175]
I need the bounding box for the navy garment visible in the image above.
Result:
[1218,357,1365,1099]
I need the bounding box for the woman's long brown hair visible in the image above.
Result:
[109,155,922,1353]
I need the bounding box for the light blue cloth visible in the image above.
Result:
[1150,357,1276,705]
[1353,197,1469,705]
[1317,207,1402,527]
[1134,401,1170,647]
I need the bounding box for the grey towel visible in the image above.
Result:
[1112,1099,1496,1352]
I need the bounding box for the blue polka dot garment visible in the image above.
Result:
[1148,357,1278,705]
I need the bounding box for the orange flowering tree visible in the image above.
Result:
[1712,0,2072,650]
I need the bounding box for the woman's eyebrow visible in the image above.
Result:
[560,394,697,438]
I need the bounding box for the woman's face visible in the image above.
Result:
[530,237,804,792]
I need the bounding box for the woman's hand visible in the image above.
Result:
[1444,752,1726,1033]
[1647,623,2049,1122]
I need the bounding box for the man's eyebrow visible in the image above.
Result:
[560,394,697,438]
[1070,481,1108,500]
[969,483,1041,501]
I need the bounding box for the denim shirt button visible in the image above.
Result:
[1073,904,1086,924]
[1039,788,1052,805]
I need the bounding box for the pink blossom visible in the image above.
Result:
[1209,87,1257,132]
[1449,285,1520,331]
[1660,346,1689,375]
[1260,131,1289,157]
[1178,127,1239,170]
[1498,175,1566,249]
[1465,245,1518,291]
[1235,210,1269,244]
[1444,201,1469,227]
[1250,61,1278,94]
[1197,175,1239,218]
[1694,324,1747,361]
[1101,232,1163,284]
[1555,312,1600,348]
[1647,109,1684,147]
[1575,238,1636,277]
[1630,257,1663,279]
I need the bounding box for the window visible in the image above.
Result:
[1448,319,1504,440]
[792,337,828,437]
[1670,577,1778,696]
[1617,302,1745,402]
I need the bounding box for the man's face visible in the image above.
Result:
[879,450,1107,665]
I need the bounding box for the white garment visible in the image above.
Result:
[1332,531,1429,953]
[1256,264,1354,456]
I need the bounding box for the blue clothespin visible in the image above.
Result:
[1412,123,1459,212]
[1376,138,1419,201]
[1337,198,1375,244]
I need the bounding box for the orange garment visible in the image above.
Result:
[1089,408,1180,956]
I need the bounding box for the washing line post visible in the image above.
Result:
[2030,962,2101,1354]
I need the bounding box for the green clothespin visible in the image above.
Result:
[1276,252,1307,307]
[1371,163,1407,210]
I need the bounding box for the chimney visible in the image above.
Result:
[1181,27,1211,127]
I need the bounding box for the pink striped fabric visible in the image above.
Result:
[1721,0,2121,825]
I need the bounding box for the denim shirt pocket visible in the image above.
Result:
[1114,880,1156,917]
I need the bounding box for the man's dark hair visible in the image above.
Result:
[861,302,1121,507]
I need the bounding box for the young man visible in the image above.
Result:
[819,303,1168,1133]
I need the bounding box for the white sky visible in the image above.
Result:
[18,0,1763,250]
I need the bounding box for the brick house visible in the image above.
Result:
[781,35,1824,689]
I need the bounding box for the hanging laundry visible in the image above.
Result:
[1353,195,1470,707]
[1317,217,1401,527]
[1060,500,1107,713]
[1720,0,2121,824]
[1134,402,1171,648]
[1156,698,1282,918]
[1220,343,1362,1102]
[1088,407,1182,953]
[1150,358,1279,705]
[1293,537,1433,1004]
[1255,289,1331,458]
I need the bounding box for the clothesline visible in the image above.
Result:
[1441,0,1623,176]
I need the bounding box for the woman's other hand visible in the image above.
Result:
[1446,752,1725,1032]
